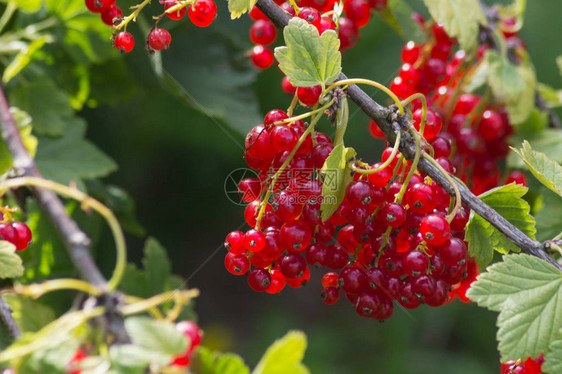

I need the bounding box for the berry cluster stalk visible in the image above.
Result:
[255,0,561,271]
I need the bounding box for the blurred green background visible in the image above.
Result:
[79,0,562,372]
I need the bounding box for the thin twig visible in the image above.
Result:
[255,0,561,270]
[0,296,20,339]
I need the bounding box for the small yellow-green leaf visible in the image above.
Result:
[320,144,356,222]
[275,18,341,87]
[465,183,536,266]
[536,83,562,109]
[252,331,309,374]
[511,141,562,197]
[0,241,23,279]
[4,0,42,13]
[422,0,487,52]
[227,0,258,19]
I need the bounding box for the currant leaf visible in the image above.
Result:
[275,18,342,87]
[511,141,562,197]
[319,144,356,222]
[376,0,425,43]
[465,183,536,266]
[0,241,24,279]
[227,0,258,19]
[535,188,562,241]
[536,82,562,109]
[252,331,309,374]
[508,129,562,169]
[199,347,250,374]
[421,0,487,52]
[544,339,562,374]
[125,317,188,358]
[3,295,55,333]
[467,254,562,361]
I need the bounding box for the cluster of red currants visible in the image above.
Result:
[0,218,32,251]
[224,87,479,319]
[66,321,202,373]
[85,0,217,54]
[500,354,544,374]
[248,0,388,73]
[379,16,526,194]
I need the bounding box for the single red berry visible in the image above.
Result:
[244,229,266,252]
[188,0,217,27]
[11,222,32,251]
[281,76,296,95]
[238,178,261,202]
[355,291,382,318]
[478,109,505,140]
[280,221,312,252]
[101,4,122,25]
[430,136,452,159]
[279,253,307,279]
[165,2,187,20]
[247,268,271,292]
[403,250,430,277]
[380,202,406,228]
[420,214,450,247]
[321,272,339,288]
[319,16,336,34]
[285,265,310,288]
[406,183,436,214]
[250,45,274,69]
[412,274,436,301]
[338,17,359,50]
[249,5,267,20]
[266,269,287,294]
[264,109,288,127]
[413,108,442,139]
[298,7,321,29]
[86,0,115,13]
[250,20,277,46]
[344,0,371,28]
[224,231,245,255]
[148,28,172,51]
[321,286,339,304]
[224,253,250,275]
[438,237,468,266]
[297,85,322,106]
[368,119,385,139]
[0,223,17,244]
[346,180,376,207]
[401,41,420,64]
[506,170,527,186]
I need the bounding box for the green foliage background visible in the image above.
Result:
[1,0,561,372]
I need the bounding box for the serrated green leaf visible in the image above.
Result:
[4,0,42,12]
[18,335,80,374]
[486,50,536,125]
[376,0,425,43]
[2,37,47,83]
[275,18,341,87]
[508,129,562,168]
[227,0,258,19]
[536,83,562,109]
[511,141,562,197]
[252,331,309,374]
[467,254,562,361]
[109,344,171,372]
[465,183,536,266]
[8,77,73,136]
[199,347,250,374]
[124,316,188,357]
[3,295,55,333]
[35,118,117,185]
[544,339,562,374]
[0,241,24,279]
[535,188,562,241]
[143,238,172,297]
[319,144,356,222]
[422,0,487,52]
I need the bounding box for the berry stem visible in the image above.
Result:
[114,0,152,31]
[0,3,16,35]
[0,297,20,339]
[286,90,299,117]
[330,78,405,115]
[14,278,103,298]
[402,93,427,137]
[351,131,401,174]
[288,0,300,15]
[423,153,462,222]
[121,289,199,316]
[0,177,127,293]
[394,129,421,204]
[279,99,334,125]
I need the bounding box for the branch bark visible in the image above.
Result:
[256,0,562,270]
[0,296,20,339]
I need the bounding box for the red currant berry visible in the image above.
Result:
[319,16,336,34]
[438,237,468,266]
[337,17,359,50]
[403,250,430,277]
[355,291,382,318]
[368,119,385,139]
[279,253,307,278]
[413,108,442,139]
[280,221,312,252]
[298,7,321,29]
[86,0,115,13]
[238,178,261,202]
[247,268,271,292]
[165,2,187,20]
[346,180,375,207]
[297,85,322,106]
[406,183,436,214]
[188,0,217,27]
[281,76,296,95]
[380,202,406,228]
[101,4,122,25]
[401,41,420,64]
[0,223,17,244]
[321,286,339,304]
[224,253,250,275]
[250,45,274,69]
[266,269,286,294]
[11,222,32,251]
[224,231,245,255]
[506,170,527,186]
[250,19,277,46]
[244,229,266,252]
[344,0,371,28]
[114,32,135,53]
[419,214,450,247]
[148,28,172,51]
[478,109,505,140]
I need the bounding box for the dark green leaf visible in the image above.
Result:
[511,141,562,197]
[35,118,117,185]
[467,254,562,361]
[534,188,562,241]
[252,330,309,374]
[143,238,172,297]
[0,241,24,279]
[275,18,341,87]
[319,144,356,222]
[465,184,536,266]
[422,0,487,52]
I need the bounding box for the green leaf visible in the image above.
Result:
[109,344,172,372]
[319,144,356,222]
[0,107,37,175]
[465,183,536,266]
[18,336,80,374]
[422,0,487,52]
[199,347,250,374]
[3,295,55,333]
[252,331,309,374]
[557,56,562,79]
[35,118,117,185]
[2,37,47,83]
[275,18,341,87]
[155,28,262,134]
[8,77,73,136]
[227,0,258,19]
[544,339,562,374]
[467,254,562,361]
[508,129,562,168]
[376,0,425,43]
[511,141,562,197]
[486,50,536,125]
[534,188,562,241]
[124,316,188,357]
[143,238,172,297]
[536,83,562,108]
[4,0,42,12]
[0,241,24,279]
